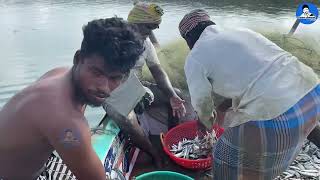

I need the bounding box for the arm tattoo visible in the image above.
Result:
[59,129,81,148]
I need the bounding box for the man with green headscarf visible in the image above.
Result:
[127,2,188,135]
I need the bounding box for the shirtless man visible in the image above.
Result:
[0,17,151,180]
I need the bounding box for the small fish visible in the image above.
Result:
[275,140,320,180]
[289,166,301,171]
[297,163,305,170]
[299,170,320,177]
[312,163,320,170]
[296,154,311,163]
[313,155,320,164]
[282,171,294,179]
[303,144,310,154]
[294,171,301,178]
[174,151,184,158]
[286,170,296,175]
[170,130,217,160]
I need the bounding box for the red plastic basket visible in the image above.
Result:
[160,120,224,170]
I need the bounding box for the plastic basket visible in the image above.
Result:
[135,171,193,180]
[160,120,224,170]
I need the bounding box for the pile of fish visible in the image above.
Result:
[275,141,320,180]
[170,130,217,160]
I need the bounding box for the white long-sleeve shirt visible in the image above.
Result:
[184,25,319,128]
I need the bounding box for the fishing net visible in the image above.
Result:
[142,39,189,90]
[263,33,320,75]
[142,33,320,91]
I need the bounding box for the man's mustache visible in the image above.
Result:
[93,92,110,98]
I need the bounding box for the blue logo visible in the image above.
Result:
[296,3,319,24]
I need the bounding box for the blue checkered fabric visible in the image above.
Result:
[213,84,320,180]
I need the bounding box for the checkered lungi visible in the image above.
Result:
[213,84,320,180]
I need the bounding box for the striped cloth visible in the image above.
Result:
[178,9,211,37]
[36,154,76,180]
[36,133,137,180]
[213,84,320,180]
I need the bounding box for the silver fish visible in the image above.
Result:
[170,130,218,160]
[275,141,320,180]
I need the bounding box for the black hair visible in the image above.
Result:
[80,17,144,74]
[184,20,215,49]
[302,4,309,9]
[65,129,72,133]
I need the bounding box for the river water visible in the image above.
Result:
[0,0,319,126]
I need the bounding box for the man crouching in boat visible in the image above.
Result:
[0,17,154,180]
[126,2,187,132]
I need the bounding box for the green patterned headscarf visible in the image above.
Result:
[127,2,164,24]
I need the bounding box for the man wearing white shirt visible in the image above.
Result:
[179,9,320,180]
